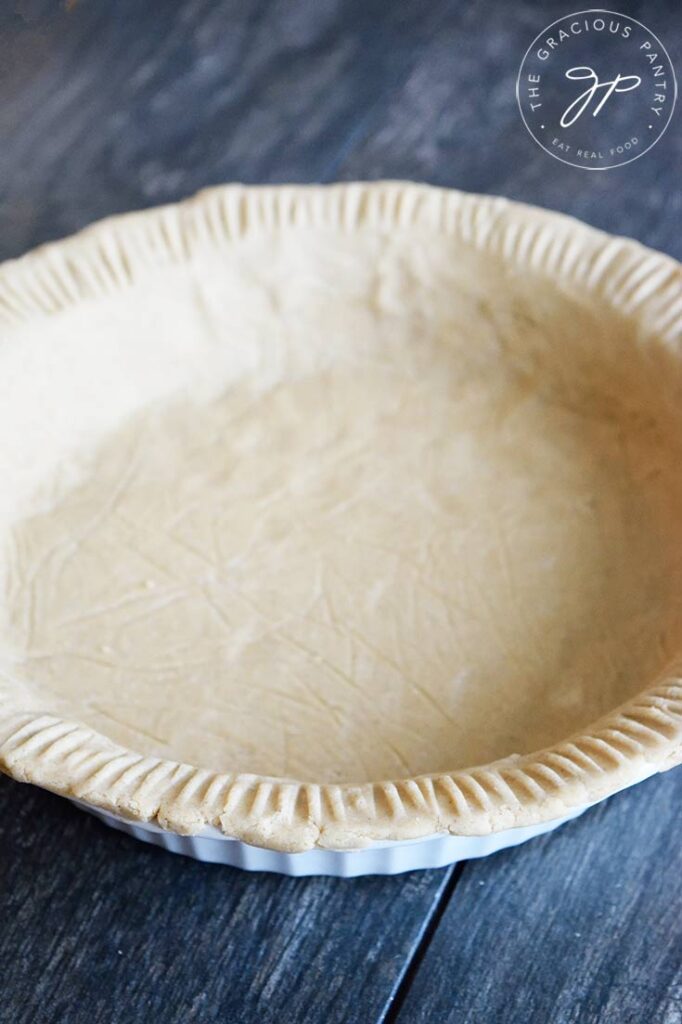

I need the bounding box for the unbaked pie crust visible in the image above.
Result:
[0,183,680,851]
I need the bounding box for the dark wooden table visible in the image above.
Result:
[1,2,681,1021]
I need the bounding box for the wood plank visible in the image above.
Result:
[391,771,682,1024]
[0,775,454,1024]
[0,0,451,261]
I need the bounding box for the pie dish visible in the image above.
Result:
[73,798,596,876]
[0,182,681,858]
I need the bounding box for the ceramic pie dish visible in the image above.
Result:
[0,182,681,875]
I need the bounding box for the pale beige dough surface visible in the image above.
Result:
[1,183,681,852]
[4,314,682,783]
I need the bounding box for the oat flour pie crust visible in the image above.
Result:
[0,183,681,852]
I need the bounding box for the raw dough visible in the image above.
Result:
[4,322,682,783]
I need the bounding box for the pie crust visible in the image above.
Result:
[0,182,680,852]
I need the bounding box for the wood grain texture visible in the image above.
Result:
[391,771,682,1024]
[0,0,450,259]
[0,0,681,1021]
[0,775,455,1024]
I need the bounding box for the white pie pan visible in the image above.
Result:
[2,183,682,869]
[72,766,655,876]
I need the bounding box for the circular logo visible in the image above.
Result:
[516,9,677,169]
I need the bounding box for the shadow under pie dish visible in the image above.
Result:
[0,182,681,868]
